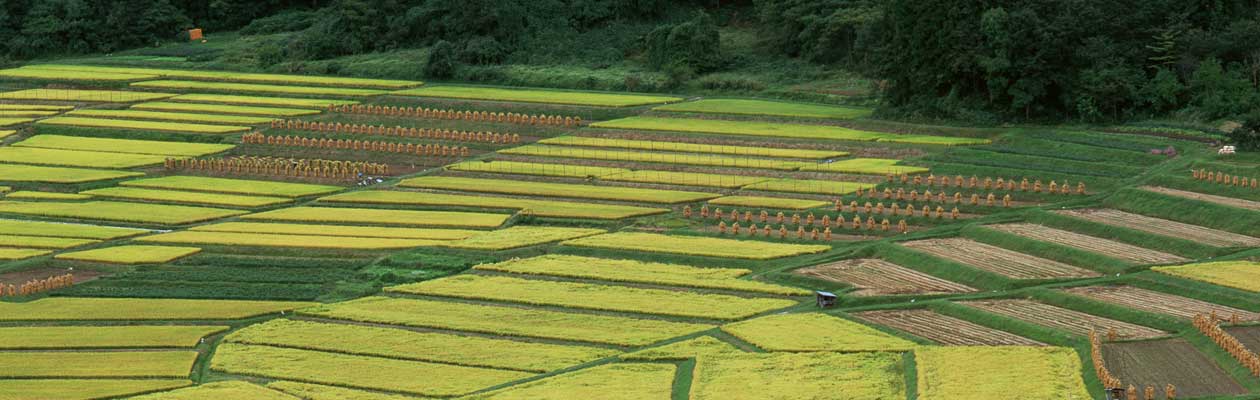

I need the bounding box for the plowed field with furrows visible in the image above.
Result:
[1104,339,1247,399]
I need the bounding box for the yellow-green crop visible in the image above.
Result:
[54,245,201,264]
[320,191,667,220]
[622,336,745,361]
[129,381,298,400]
[0,248,51,260]
[300,296,713,346]
[540,136,849,159]
[386,275,797,320]
[139,231,444,250]
[0,234,98,249]
[191,222,476,240]
[13,134,234,156]
[743,178,879,195]
[26,64,422,89]
[603,170,772,188]
[0,379,191,400]
[1153,260,1260,292]
[475,254,809,295]
[563,232,831,260]
[708,196,829,210]
[132,101,321,117]
[721,313,917,352]
[0,164,143,183]
[0,89,174,102]
[0,201,247,225]
[243,206,510,228]
[37,116,250,134]
[499,145,810,170]
[469,363,676,400]
[691,352,906,400]
[0,351,198,378]
[0,297,314,320]
[400,176,719,204]
[594,116,991,145]
[267,381,415,400]
[0,326,228,349]
[121,176,342,197]
[915,346,1092,400]
[447,160,629,178]
[4,191,93,200]
[655,98,873,119]
[0,218,148,239]
[67,109,273,125]
[393,85,682,107]
[81,187,292,208]
[0,66,158,81]
[169,93,358,108]
[0,147,169,169]
[440,226,605,250]
[133,80,387,97]
[798,158,931,175]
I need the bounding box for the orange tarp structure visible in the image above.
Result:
[188,29,203,41]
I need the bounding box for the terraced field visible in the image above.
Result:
[1061,286,1260,321]
[854,309,1044,346]
[960,299,1168,339]
[987,223,1187,264]
[1056,208,1260,247]
[795,258,976,296]
[901,238,1100,279]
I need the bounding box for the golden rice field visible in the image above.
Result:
[915,346,1092,400]
[400,176,719,204]
[440,226,606,250]
[170,93,359,108]
[0,130,15,139]
[0,146,170,169]
[67,109,274,125]
[393,85,682,107]
[707,195,830,210]
[0,218,148,239]
[12,134,235,157]
[0,325,228,349]
[267,381,417,400]
[469,363,676,400]
[447,160,630,178]
[474,254,809,295]
[0,351,198,378]
[721,313,917,352]
[24,64,422,89]
[54,245,202,264]
[0,201,247,225]
[499,145,812,170]
[563,232,831,260]
[121,176,342,197]
[0,117,34,126]
[0,379,191,400]
[138,231,445,250]
[300,296,712,346]
[4,190,93,200]
[1153,260,1260,292]
[538,136,850,159]
[691,352,906,400]
[654,98,874,120]
[242,206,510,228]
[0,297,314,320]
[37,116,251,134]
[0,110,60,117]
[622,336,744,361]
[0,163,143,183]
[190,222,477,240]
[133,80,388,97]
[81,187,293,208]
[0,66,159,81]
[593,116,991,145]
[743,178,880,195]
[211,343,532,397]
[798,157,931,175]
[604,170,771,188]
[386,275,797,320]
[226,319,618,373]
[128,381,294,400]
[0,104,74,111]
[132,101,322,117]
[0,234,98,249]
[319,190,668,220]
[0,89,175,102]
[0,248,51,260]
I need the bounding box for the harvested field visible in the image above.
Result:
[1056,208,1260,247]
[901,238,1100,279]
[0,267,104,286]
[854,309,1044,346]
[1103,338,1247,399]
[987,223,1187,264]
[794,258,976,296]
[1225,326,1260,355]
[1061,285,1260,321]
[960,299,1168,339]
[1141,186,1260,211]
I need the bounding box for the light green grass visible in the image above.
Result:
[190,222,476,240]
[393,85,682,107]
[593,116,992,145]
[0,326,228,349]
[564,232,831,260]
[499,145,810,170]
[447,160,629,178]
[707,195,829,210]
[798,158,931,175]
[0,89,174,103]
[27,64,423,89]
[120,176,342,198]
[540,136,848,159]
[37,116,250,134]
[55,245,201,264]
[13,134,234,156]
[67,109,273,125]
[133,80,387,97]
[742,178,879,195]
[400,176,718,204]
[0,66,158,81]
[0,297,314,320]
[655,98,873,119]
[320,190,668,220]
[0,147,169,169]
[0,200,247,225]
[170,93,358,108]
[603,170,772,188]
[80,187,293,208]
[132,101,321,117]
[242,206,510,228]
[0,164,142,183]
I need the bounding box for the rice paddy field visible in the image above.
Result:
[0,60,1255,400]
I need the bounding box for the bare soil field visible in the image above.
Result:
[960,299,1169,339]
[901,238,1100,279]
[1061,286,1260,321]
[795,258,976,297]
[1056,208,1260,247]
[1225,325,1260,354]
[1103,338,1247,399]
[853,309,1044,346]
[0,267,104,286]
[987,223,1188,264]
[1142,186,1260,211]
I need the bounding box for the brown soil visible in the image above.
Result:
[1103,338,1247,399]
[1225,325,1260,354]
[854,309,1044,346]
[986,223,1188,264]
[1061,286,1260,321]
[960,299,1168,339]
[0,267,105,286]
[796,259,976,297]
[901,238,1100,279]
[1056,209,1260,247]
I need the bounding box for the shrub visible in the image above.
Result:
[425,40,459,79]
